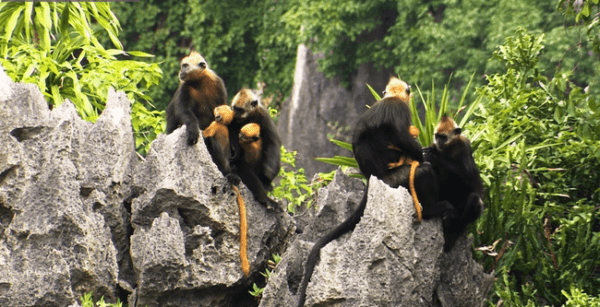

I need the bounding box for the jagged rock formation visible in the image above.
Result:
[129,126,293,307]
[277,44,394,178]
[0,68,128,306]
[258,172,494,307]
[0,64,492,307]
[0,66,293,307]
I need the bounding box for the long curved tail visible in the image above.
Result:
[409,160,422,222]
[233,185,250,276]
[296,183,369,307]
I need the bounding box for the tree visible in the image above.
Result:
[0,2,164,154]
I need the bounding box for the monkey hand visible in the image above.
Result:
[187,127,200,145]
[226,173,241,186]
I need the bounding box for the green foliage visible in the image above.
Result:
[270,146,315,213]
[282,0,600,106]
[562,287,600,307]
[467,28,600,306]
[249,253,281,299]
[131,101,166,155]
[248,283,265,298]
[0,2,164,155]
[109,0,297,110]
[80,291,126,307]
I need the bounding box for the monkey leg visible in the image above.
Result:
[234,161,280,212]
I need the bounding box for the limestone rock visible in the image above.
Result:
[0,67,125,306]
[129,126,294,307]
[258,171,493,307]
[277,44,395,178]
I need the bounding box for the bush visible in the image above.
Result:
[467,28,600,306]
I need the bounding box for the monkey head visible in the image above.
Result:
[179,51,208,83]
[434,115,463,150]
[239,123,261,145]
[214,105,234,126]
[382,76,412,103]
[231,88,261,122]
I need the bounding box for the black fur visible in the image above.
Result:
[165,74,227,145]
[230,102,281,209]
[424,132,484,251]
[296,92,452,307]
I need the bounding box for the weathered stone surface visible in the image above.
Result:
[0,57,493,307]
[0,67,124,306]
[129,126,294,307]
[258,172,493,307]
[277,44,394,178]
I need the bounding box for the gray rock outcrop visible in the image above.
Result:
[0,63,492,307]
[129,126,293,307]
[277,44,395,178]
[258,172,494,307]
[0,66,294,307]
[0,70,129,306]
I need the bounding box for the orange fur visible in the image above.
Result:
[382,79,421,222]
[239,123,262,171]
[232,185,250,276]
[203,105,234,152]
[409,125,419,139]
[383,76,412,103]
[409,160,422,222]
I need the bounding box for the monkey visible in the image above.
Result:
[238,123,263,173]
[202,105,240,184]
[203,105,250,275]
[424,115,484,251]
[166,50,227,146]
[229,88,281,210]
[296,77,452,307]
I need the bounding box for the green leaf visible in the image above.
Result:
[315,156,359,168]
[329,138,353,151]
[366,83,381,101]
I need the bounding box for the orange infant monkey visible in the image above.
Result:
[238,123,262,173]
[203,105,250,276]
[202,105,238,183]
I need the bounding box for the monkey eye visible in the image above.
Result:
[454,127,462,135]
[250,100,258,107]
[405,85,411,95]
[382,90,387,96]
[181,63,189,69]
[199,62,206,69]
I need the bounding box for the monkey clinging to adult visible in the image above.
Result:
[166,50,227,146]
[202,105,239,183]
[229,88,281,209]
[424,115,485,251]
[296,77,452,307]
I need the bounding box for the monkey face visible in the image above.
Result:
[383,77,412,103]
[239,123,261,145]
[213,105,234,125]
[231,88,260,122]
[179,51,207,82]
[434,115,462,149]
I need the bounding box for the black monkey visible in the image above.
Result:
[296,77,451,307]
[229,88,281,209]
[424,115,484,251]
[166,51,227,146]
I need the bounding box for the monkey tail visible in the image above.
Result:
[296,182,369,307]
[232,185,250,277]
[409,160,422,222]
